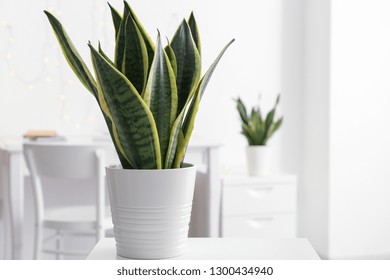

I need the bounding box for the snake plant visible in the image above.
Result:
[236,95,283,146]
[44,1,234,169]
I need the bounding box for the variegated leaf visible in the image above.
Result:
[124,1,155,70]
[90,44,161,169]
[98,42,115,67]
[108,3,122,40]
[170,19,201,112]
[165,43,177,78]
[114,6,130,70]
[143,33,178,165]
[174,39,235,165]
[188,12,201,56]
[123,15,148,94]
[44,11,97,97]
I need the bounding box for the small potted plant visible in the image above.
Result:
[45,1,233,259]
[235,95,282,176]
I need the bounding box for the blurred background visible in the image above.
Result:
[1,0,390,259]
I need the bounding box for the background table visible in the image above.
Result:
[0,136,222,259]
[0,137,23,259]
[87,238,320,260]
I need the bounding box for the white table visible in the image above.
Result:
[87,238,320,260]
[0,136,221,259]
[0,137,23,259]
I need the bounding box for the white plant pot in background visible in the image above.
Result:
[246,145,271,176]
[106,164,196,259]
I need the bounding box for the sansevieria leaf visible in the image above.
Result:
[90,44,161,169]
[47,2,235,169]
[182,39,235,135]
[265,117,283,143]
[123,15,148,94]
[235,95,282,146]
[170,19,201,113]
[108,3,122,40]
[102,114,133,169]
[124,1,155,70]
[98,42,115,67]
[236,98,249,125]
[44,11,97,98]
[165,43,177,78]
[172,83,201,167]
[174,39,235,166]
[188,12,201,56]
[143,33,178,165]
[165,111,185,169]
[114,7,131,70]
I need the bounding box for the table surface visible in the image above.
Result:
[87,238,320,260]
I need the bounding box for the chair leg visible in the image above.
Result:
[96,226,104,243]
[0,212,3,260]
[33,223,42,260]
[55,230,62,260]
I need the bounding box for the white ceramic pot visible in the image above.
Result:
[246,145,270,176]
[106,164,196,259]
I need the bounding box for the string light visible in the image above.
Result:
[0,0,112,132]
[5,52,12,60]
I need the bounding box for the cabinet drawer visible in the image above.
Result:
[221,213,296,238]
[222,184,296,215]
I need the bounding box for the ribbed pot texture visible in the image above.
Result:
[106,164,196,259]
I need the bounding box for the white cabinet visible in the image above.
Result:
[220,174,297,238]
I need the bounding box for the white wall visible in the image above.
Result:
[301,0,332,258]
[298,0,390,259]
[0,0,284,172]
[281,0,306,237]
[329,0,390,258]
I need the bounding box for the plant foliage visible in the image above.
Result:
[45,1,234,169]
[235,95,283,146]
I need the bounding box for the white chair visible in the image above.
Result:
[0,194,3,259]
[23,142,113,259]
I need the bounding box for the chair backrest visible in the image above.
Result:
[24,143,106,179]
[23,142,111,239]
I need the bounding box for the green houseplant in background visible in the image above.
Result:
[235,95,282,176]
[45,1,233,259]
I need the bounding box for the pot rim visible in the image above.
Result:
[247,145,270,148]
[106,162,195,172]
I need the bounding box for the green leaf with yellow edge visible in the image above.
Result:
[165,42,177,78]
[124,1,155,70]
[101,113,133,169]
[170,19,201,113]
[44,11,97,98]
[174,39,235,166]
[114,6,130,70]
[108,3,122,40]
[188,12,201,56]
[98,42,115,67]
[123,15,148,94]
[143,32,178,165]
[165,112,185,169]
[90,44,161,169]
